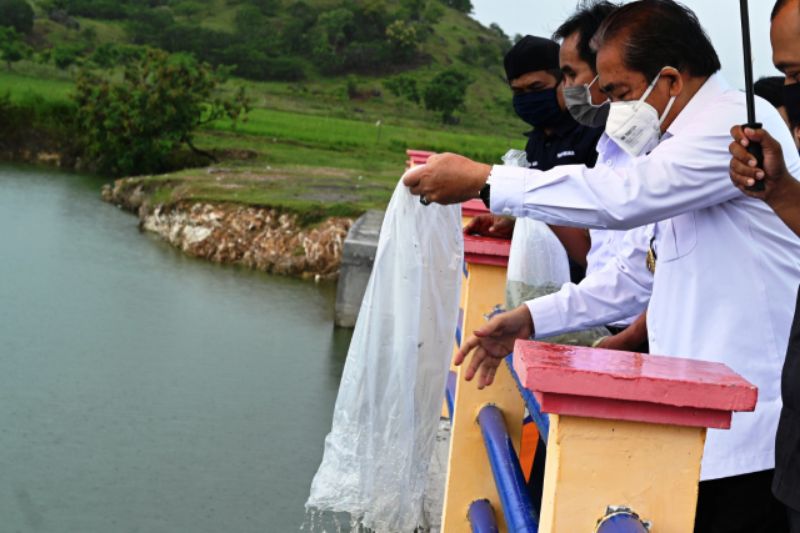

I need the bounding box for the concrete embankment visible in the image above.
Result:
[334,210,384,327]
[102,179,353,280]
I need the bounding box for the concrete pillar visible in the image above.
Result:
[334,209,384,328]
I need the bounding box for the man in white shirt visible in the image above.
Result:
[403,0,800,530]
[468,1,653,353]
[730,0,800,530]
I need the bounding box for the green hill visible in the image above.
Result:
[1,0,528,215]
[16,0,521,133]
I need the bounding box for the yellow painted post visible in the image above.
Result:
[441,235,525,533]
[512,341,759,533]
[540,415,706,532]
[442,200,494,420]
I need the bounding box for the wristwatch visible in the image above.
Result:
[479,183,491,209]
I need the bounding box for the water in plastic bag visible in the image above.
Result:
[506,217,571,308]
[500,149,610,345]
[306,180,463,532]
[501,149,571,309]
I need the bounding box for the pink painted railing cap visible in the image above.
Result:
[513,341,758,426]
[462,198,490,217]
[463,233,510,268]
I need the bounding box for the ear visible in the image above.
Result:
[662,67,683,97]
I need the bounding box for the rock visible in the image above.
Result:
[133,200,352,281]
[36,152,61,166]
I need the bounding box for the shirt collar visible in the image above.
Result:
[596,132,613,155]
[666,72,730,137]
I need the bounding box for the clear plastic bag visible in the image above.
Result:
[506,217,571,309]
[501,149,571,309]
[500,149,610,346]
[306,180,463,532]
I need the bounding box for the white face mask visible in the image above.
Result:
[605,68,677,157]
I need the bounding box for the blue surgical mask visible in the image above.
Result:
[513,89,563,128]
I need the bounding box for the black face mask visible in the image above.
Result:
[512,89,563,128]
[784,82,800,127]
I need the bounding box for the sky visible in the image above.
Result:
[471,0,779,91]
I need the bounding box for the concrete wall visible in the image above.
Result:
[334,210,384,328]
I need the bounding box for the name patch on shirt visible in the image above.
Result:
[557,150,576,159]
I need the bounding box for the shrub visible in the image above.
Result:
[52,44,83,69]
[74,50,249,176]
[0,27,29,69]
[65,0,127,19]
[0,0,34,34]
[383,74,419,103]
[423,69,472,122]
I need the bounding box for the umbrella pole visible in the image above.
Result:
[739,0,765,191]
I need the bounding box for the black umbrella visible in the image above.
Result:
[739,0,765,191]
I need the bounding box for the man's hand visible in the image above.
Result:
[729,125,791,202]
[594,326,645,352]
[455,305,533,389]
[402,152,492,205]
[464,214,515,239]
[595,311,648,352]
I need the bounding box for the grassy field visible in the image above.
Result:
[211,107,519,163]
[0,69,74,102]
[1,60,524,217]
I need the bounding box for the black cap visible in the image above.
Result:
[503,35,560,82]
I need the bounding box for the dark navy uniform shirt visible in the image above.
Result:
[774,286,800,512]
[522,111,603,283]
[523,111,603,172]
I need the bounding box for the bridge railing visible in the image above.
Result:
[404,148,758,532]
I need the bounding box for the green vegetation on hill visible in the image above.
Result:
[1,0,527,215]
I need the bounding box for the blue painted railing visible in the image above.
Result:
[594,508,650,533]
[468,499,499,533]
[506,356,549,438]
[446,370,457,420]
[476,404,539,532]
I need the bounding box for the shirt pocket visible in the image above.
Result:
[656,212,698,263]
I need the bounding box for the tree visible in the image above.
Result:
[233,4,266,35]
[0,0,34,34]
[385,19,418,62]
[247,0,280,16]
[74,50,250,176]
[52,44,83,69]
[440,0,472,14]
[423,69,472,123]
[0,27,29,70]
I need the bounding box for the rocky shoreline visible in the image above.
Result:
[102,179,353,280]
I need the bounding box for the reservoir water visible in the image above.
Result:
[0,165,351,532]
